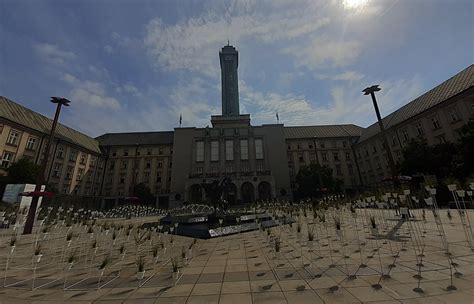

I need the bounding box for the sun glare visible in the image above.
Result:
[343,0,369,10]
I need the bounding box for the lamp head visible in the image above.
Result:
[362,85,381,95]
[50,97,71,106]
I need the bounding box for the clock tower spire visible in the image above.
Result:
[219,44,239,116]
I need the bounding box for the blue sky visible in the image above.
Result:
[1,0,472,137]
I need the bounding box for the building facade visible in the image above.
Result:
[0,97,104,198]
[1,46,472,207]
[356,66,474,185]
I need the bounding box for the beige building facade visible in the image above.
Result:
[0,96,103,198]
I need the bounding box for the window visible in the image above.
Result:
[348,164,354,175]
[437,135,446,144]
[431,116,441,129]
[1,152,14,168]
[57,146,64,158]
[345,152,351,161]
[322,152,328,162]
[159,148,164,155]
[333,152,339,161]
[52,163,61,178]
[76,168,84,181]
[124,149,129,156]
[121,160,127,169]
[255,139,263,159]
[225,140,234,160]
[297,143,301,149]
[119,174,125,184]
[7,130,20,146]
[287,145,291,150]
[196,167,203,174]
[145,160,151,169]
[109,160,115,170]
[80,153,86,165]
[415,123,424,136]
[211,140,219,161]
[298,153,304,163]
[240,139,248,160]
[147,148,152,155]
[241,164,249,172]
[136,149,140,156]
[112,149,117,157]
[309,152,316,162]
[372,146,377,154]
[448,108,461,122]
[26,137,37,150]
[156,172,162,182]
[308,143,313,149]
[343,141,348,148]
[65,166,73,179]
[211,166,218,173]
[336,164,342,175]
[89,156,96,167]
[157,161,163,168]
[226,165,233,173]
[196,141,204,162]
[376,159,382,170]
[256,163,264,172]
[402,130,410,142]
[320,142,325,148]
[392,136,398,146]
[69,150,77,162]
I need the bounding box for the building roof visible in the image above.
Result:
[96,131,174,146]
[284,124,364,139]
[0,96,101,153]
[358,65,474,143]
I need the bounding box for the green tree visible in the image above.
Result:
[295,164,340,199]
[452,120,474,180]
[132,183,155,204]
[398,138,433,176]
[6,158,41,184]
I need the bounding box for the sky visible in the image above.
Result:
[0,0,472,137]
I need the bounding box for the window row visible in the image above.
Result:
[196,139,263,162]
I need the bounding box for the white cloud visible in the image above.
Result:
[144,1,331,77]
[104,45,114,54]
[240,74,425,127]
[316,71,365,82]
[283,38,362,69]
[62,73,121,110]
[34,43,76,65]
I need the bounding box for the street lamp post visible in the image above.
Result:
[23,97,71,234]
[362,85,398,188]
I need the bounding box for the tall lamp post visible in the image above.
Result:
[362,85,398,189]
[23,97,71,234]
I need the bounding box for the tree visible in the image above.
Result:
[6,158,41,184]
[295,164,340,200]
[452,120,474,180]
[399,121,473,182]
[132,183,155,204]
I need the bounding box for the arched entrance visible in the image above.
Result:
[189,184,202,203]
[241,182,254,204]
[223,183,237,205]
[258,181,272,201]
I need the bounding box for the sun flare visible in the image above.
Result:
[343,0,369,10]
